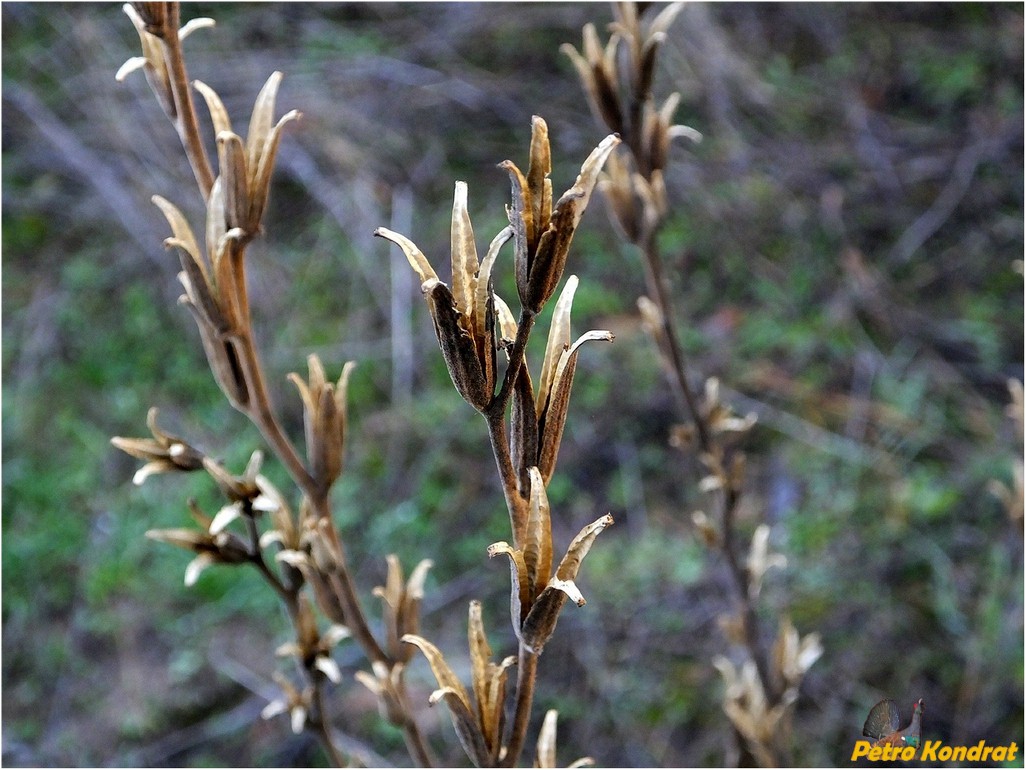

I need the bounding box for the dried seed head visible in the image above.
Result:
[772,616,822,689]
[288,356,354,493]
[376,204,511,413]
[116,5,214,118]
[373,555,434,664]
[503,119,619,313]
[111,407,205,485]
[489,501,613,653]
[202,451,262,503]
[355,661,408,726]
[507,276,612,494]
[402,633,490,767]
[403,604,514,767]
[194,73,301,238]
[262,672,312,735]
[145,502,250,587]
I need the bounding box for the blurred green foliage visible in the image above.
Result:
[3,3,1022,767]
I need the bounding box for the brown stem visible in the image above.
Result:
[719,487,779,706]
[485,308,536,546]
[486,409,528,548]
[397,682,437,768]
[501,644,539,768]
[311,679,349,767]
[161,3,215,198]
[233,327,317,493]
[639,215,784,732]
[639,234,711,453]
[492,309,536,413]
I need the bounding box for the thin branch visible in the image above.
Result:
[311,680,350,768]
[160,3,215,198]
[486,409,528,548]
[639,235,712,453]
[501,644,539,768]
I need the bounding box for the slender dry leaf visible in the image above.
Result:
[536,709,558,768]
[451,181,479,326]
[524,468,553,598]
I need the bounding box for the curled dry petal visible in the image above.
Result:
[487,540,531,636]
[374,227,437,284]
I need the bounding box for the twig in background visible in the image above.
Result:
[563,3,821,765]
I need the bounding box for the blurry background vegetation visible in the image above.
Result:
[2,3,1022,767]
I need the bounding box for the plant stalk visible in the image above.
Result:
[160,3,215,198]
[501,643,539,768]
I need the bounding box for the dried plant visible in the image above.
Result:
[563,3,822,765]
[111,3,618,767]
[376,117,619,766]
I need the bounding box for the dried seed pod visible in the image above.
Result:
[375,192,510,412]
[373,554,433,664]
[489,474,613,653]
[534,278,614,484]
[111,407,205,484]
[503,119,619,313]
[424,279,491,411]
[402,634,490,767]
[288,356,354,492]
[403,604,514,767]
